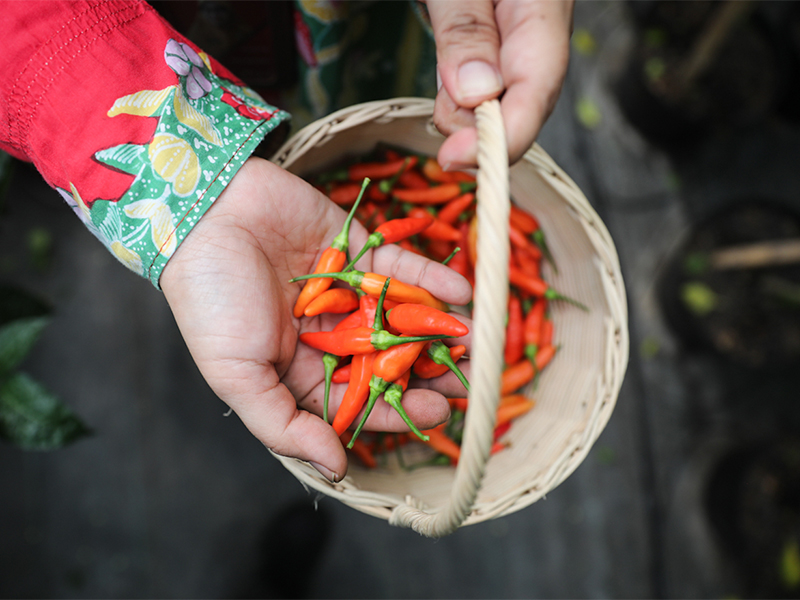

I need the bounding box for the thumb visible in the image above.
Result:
[428,0,504,108]
[226,363,348,482]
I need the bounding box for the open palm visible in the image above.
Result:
[161,157,473,480]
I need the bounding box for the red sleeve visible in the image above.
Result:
[0,0,290,286]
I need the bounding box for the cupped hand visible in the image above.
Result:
[161,157,473,481]
[428,0,573,167]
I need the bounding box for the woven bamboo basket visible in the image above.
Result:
[270,97,628,538]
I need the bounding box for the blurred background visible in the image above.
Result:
[3,0,800,597]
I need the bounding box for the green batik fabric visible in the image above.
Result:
[290,0,437,130]
[56,38,289,288]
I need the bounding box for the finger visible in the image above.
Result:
[428,0,504,109]
[432,80,476,144]
[298,384,451,434]
[222,361,348,482]
[371,242,473,306]
[495,0,572,163]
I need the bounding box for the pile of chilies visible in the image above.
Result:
[291,149,585,470]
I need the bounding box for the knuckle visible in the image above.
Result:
[439,14,498,47]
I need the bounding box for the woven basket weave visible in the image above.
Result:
[270,98,629,538]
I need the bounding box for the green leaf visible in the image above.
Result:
[0,316,50,376]
[0,285,51,327]
[0,372,90,450]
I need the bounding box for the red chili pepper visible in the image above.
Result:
[398,169,430,190]
[303,288,359,317]
[332,351,376,435]
[300,326,447,355]
[447,223,474,287]
[407,207,461,242]
[412,344,467,379]
[293,179,370,318]
[493,421,512,441]
[509,204,539,235]
[437,193,475,225]
[386,303,469,337]
[504,294,525,366]
[514,245,541,282]
[331,362,352,384]
[509,224,542,261]
[398,238,425,256]
[328,182,363,206]
[419,423,461,463]
[449,397,469,412]
[333,309,363,332]
[343,215,434,272]
[348,156,418,182]
[541,317,554,347]
[290,269,450,312]
[392,182,475,205]
[425,239,455,261]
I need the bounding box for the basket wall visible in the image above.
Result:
[270,99,628,527]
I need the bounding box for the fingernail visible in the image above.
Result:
[310,461,339,483]
[457,61,503,102]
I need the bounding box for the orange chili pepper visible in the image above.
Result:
[392,182,475,205]
[437,192,475,225]
[348,156,418,181]
[293,179,369,318]
[419,423,461,463]
[496,397,535,427]
[328,182,363,205]
[467,214,478,267]
[500,346,558,395]
[407,207,461,242]
[524,298,547,361]
[541,317,554,347]
[304,288,359,317]
[508,266,588,310]
[291,269,449,312]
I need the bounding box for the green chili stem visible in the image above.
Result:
[321,353,339,423]
[331,178,370,252]
[543,288,589,312]
[384,384,429,442]
[348,376,389,448]
[442,247,461,266]
[429,340,470,393]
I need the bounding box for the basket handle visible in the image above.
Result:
[389,99,510,537]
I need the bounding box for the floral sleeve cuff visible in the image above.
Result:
[57,39,289,288]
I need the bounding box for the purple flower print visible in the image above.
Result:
[164,39,212,99]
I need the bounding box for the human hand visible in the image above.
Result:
[428,0,574,167]
[160,157,473,481]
